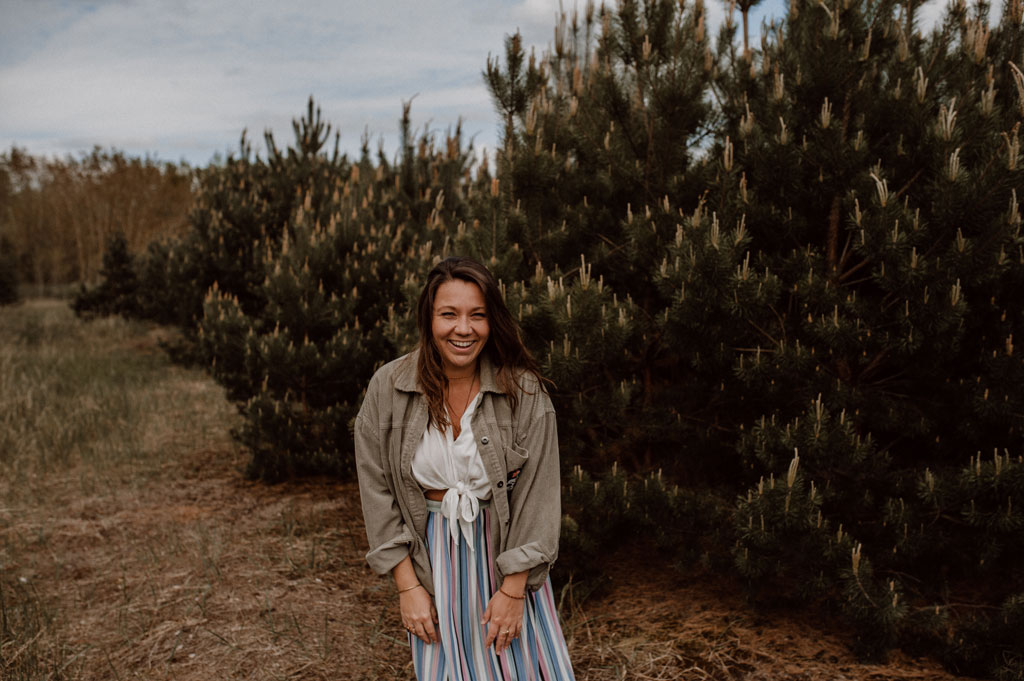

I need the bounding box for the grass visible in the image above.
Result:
[0,300,241,679]
[0,301,417,680]
[0,300,976,680]
[0,301,223,487]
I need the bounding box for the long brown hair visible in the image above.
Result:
[416,256,546,431]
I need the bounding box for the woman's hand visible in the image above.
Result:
[393,555,437,644]
[400,585,438,644]
[483,572,528,652]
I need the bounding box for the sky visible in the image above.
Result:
[0,0,950,168]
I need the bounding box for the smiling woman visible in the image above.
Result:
[354,256,575,680]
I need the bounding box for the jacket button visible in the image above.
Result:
[497,481,504,488]
[480,436,489,445]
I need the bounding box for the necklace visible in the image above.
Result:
[446,371,478,437]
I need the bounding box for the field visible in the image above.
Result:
[0,300,977,680]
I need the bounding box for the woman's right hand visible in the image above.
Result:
[400,585,438,644]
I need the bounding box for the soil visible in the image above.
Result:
[4,440,977,680]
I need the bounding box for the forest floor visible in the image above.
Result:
[0,300,979,681]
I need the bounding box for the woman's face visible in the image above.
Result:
[432,278,490,376]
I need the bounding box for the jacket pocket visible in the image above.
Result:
[504,441,529,468]
[503,442,529,501]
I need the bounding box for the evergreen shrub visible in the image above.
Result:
[464,0,1023,671]
[197,102,493,479]
[71,232,139,317]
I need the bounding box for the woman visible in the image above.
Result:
[354,256,575,680]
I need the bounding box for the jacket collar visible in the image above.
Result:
[394,348,505,395]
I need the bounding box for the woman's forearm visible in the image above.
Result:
[500,570,529,596]
[392,554,421,591]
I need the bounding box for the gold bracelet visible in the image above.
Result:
[398,584,422,593]
[499,586,525,600]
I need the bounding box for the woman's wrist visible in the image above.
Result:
[499,570,529,599]
[498,586,525,600]
[391,554,421,594]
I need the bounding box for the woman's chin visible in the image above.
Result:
[442,352,480,372]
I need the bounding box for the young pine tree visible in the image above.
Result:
[71,232,139,318]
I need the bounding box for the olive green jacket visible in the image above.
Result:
[354,350,560,595]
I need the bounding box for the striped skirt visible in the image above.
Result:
[410,499,575,681]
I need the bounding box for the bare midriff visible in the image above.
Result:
[424,489,447,502]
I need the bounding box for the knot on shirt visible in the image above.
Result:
[440,485,481,550]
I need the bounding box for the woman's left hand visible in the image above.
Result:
[482,582,526,652]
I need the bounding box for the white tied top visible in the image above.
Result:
[411,393,492,549]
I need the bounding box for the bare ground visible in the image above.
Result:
[4,445,978,680]
[0,304,979,680]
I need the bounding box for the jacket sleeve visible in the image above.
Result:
[354,372,413,576]
[495,384,561,590]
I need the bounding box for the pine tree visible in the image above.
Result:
[708,0,1024,664]
[71,232,139,317]
[479,0,716,474]
[482,0,1023,670]
[136,97,349,338]
[199,104,485,480]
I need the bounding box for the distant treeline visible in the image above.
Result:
[0,147,193,292]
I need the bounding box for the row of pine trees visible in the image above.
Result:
[74,0,1023,676]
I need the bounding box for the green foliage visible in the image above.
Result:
[710,0,1024,667]
[946,591,1024,679]
[71,232,139,318]
[561,461,728,579]
[134,239,182,325]
[198,102,488,480]
[484,0,1024,672]
[734,447,909,658]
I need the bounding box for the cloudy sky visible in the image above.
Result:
[0,0,949,167]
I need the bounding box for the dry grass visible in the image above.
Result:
[0,301,980,680]
[559,557,973,681]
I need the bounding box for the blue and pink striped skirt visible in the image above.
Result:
[410,499,576,681]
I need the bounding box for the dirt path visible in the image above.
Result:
[4,441,973,680]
